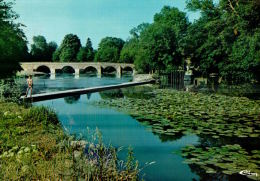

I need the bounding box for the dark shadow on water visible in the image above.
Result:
[100,89,124,99]
[99,86,156,100]
[64,95,81,104]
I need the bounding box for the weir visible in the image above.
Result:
[21,80,155,102]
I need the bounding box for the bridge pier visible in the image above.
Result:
[50,68,56,79]
[97,66,102,78]
[116,66,122,78]
[75,68,80,79]
[132,69,136,76]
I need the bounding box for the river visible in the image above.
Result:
[31,74,200,180]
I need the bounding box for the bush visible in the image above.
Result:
[23,106,59,125]
[0,78,23,103]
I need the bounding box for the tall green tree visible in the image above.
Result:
[185,0,260,82]
[0,0,28,77]
[85,37,94,61]
[119,38,139,63]
[76,37,94,62]
[134,6,189,73]
[95,37,124,62]
[120,23,150,64]
[53,34,81,62]
[46,41,57,60]
[30,35,57,61]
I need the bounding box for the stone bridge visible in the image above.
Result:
[20,62,135,78]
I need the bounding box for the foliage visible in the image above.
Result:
[185,0,260,82]
[120,23,150,65]
[96,87,260,178]
[30,35,57,61]
[95,37,125,62]
[96,89,260,139]
[76,47,88,62]
[85,37,95,61]
[182,145,260,180]
[0,0,28,78]
[119,38,138,63]
[125,6,189,73]
[0,102,140,180]
[0,78,23,103]
[118,1,260,82]
[23,106,59,125]
[53,34,81,62]
[76,38,94,62]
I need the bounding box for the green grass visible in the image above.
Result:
[0,102,139,180]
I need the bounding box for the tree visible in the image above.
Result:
[30,36,57,61]
[120,23,150,64]
[95,37,124,62]
[30,36,46,61]
[119,38,138,63]
[76,37,94,62]
[133,6,189,73]
[76,48,87,62]
[46,41,57,60]
[85,38,94,61]
[53,34,81,62]
[185,0,260,82]
[0,0,28,77]
[129,23,150,38]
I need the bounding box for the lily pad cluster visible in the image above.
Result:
[182,144,260,180]
[95,89,260,139]
[95,88,260,179]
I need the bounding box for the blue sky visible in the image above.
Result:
[13,0,200,49]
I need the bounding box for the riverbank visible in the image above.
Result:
[0,101,138,180]
[95,88,260,180]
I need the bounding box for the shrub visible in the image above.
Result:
[0,78,23,103]
[23,106,59,125]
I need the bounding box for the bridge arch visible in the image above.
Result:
[81,66,98,75]
[59,66,75,74]
[102,66,117,75]
[35,65,51,74]
[122,66,134,75]
[20,62,135,78]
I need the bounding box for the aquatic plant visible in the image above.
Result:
[95,88,260,179]
[182,144,260,180]
[95,89,260,139]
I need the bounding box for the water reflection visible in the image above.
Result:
[64,95,81,104]
[35,89,199,181]
[99,89,124,99]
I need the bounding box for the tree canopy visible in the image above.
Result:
[95,37,125,62]
[0,0,28,77]
[53,34,81,62]
[30,35,57,61]
[122,6,189,73]
[184,0,260,82]
[76,38,94,62]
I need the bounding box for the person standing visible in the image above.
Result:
[25,75,33,98]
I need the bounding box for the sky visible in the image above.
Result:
[13,0,200,49]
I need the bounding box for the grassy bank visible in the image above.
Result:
[0,102,138,180]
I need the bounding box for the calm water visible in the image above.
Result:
[33,74,199,180]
